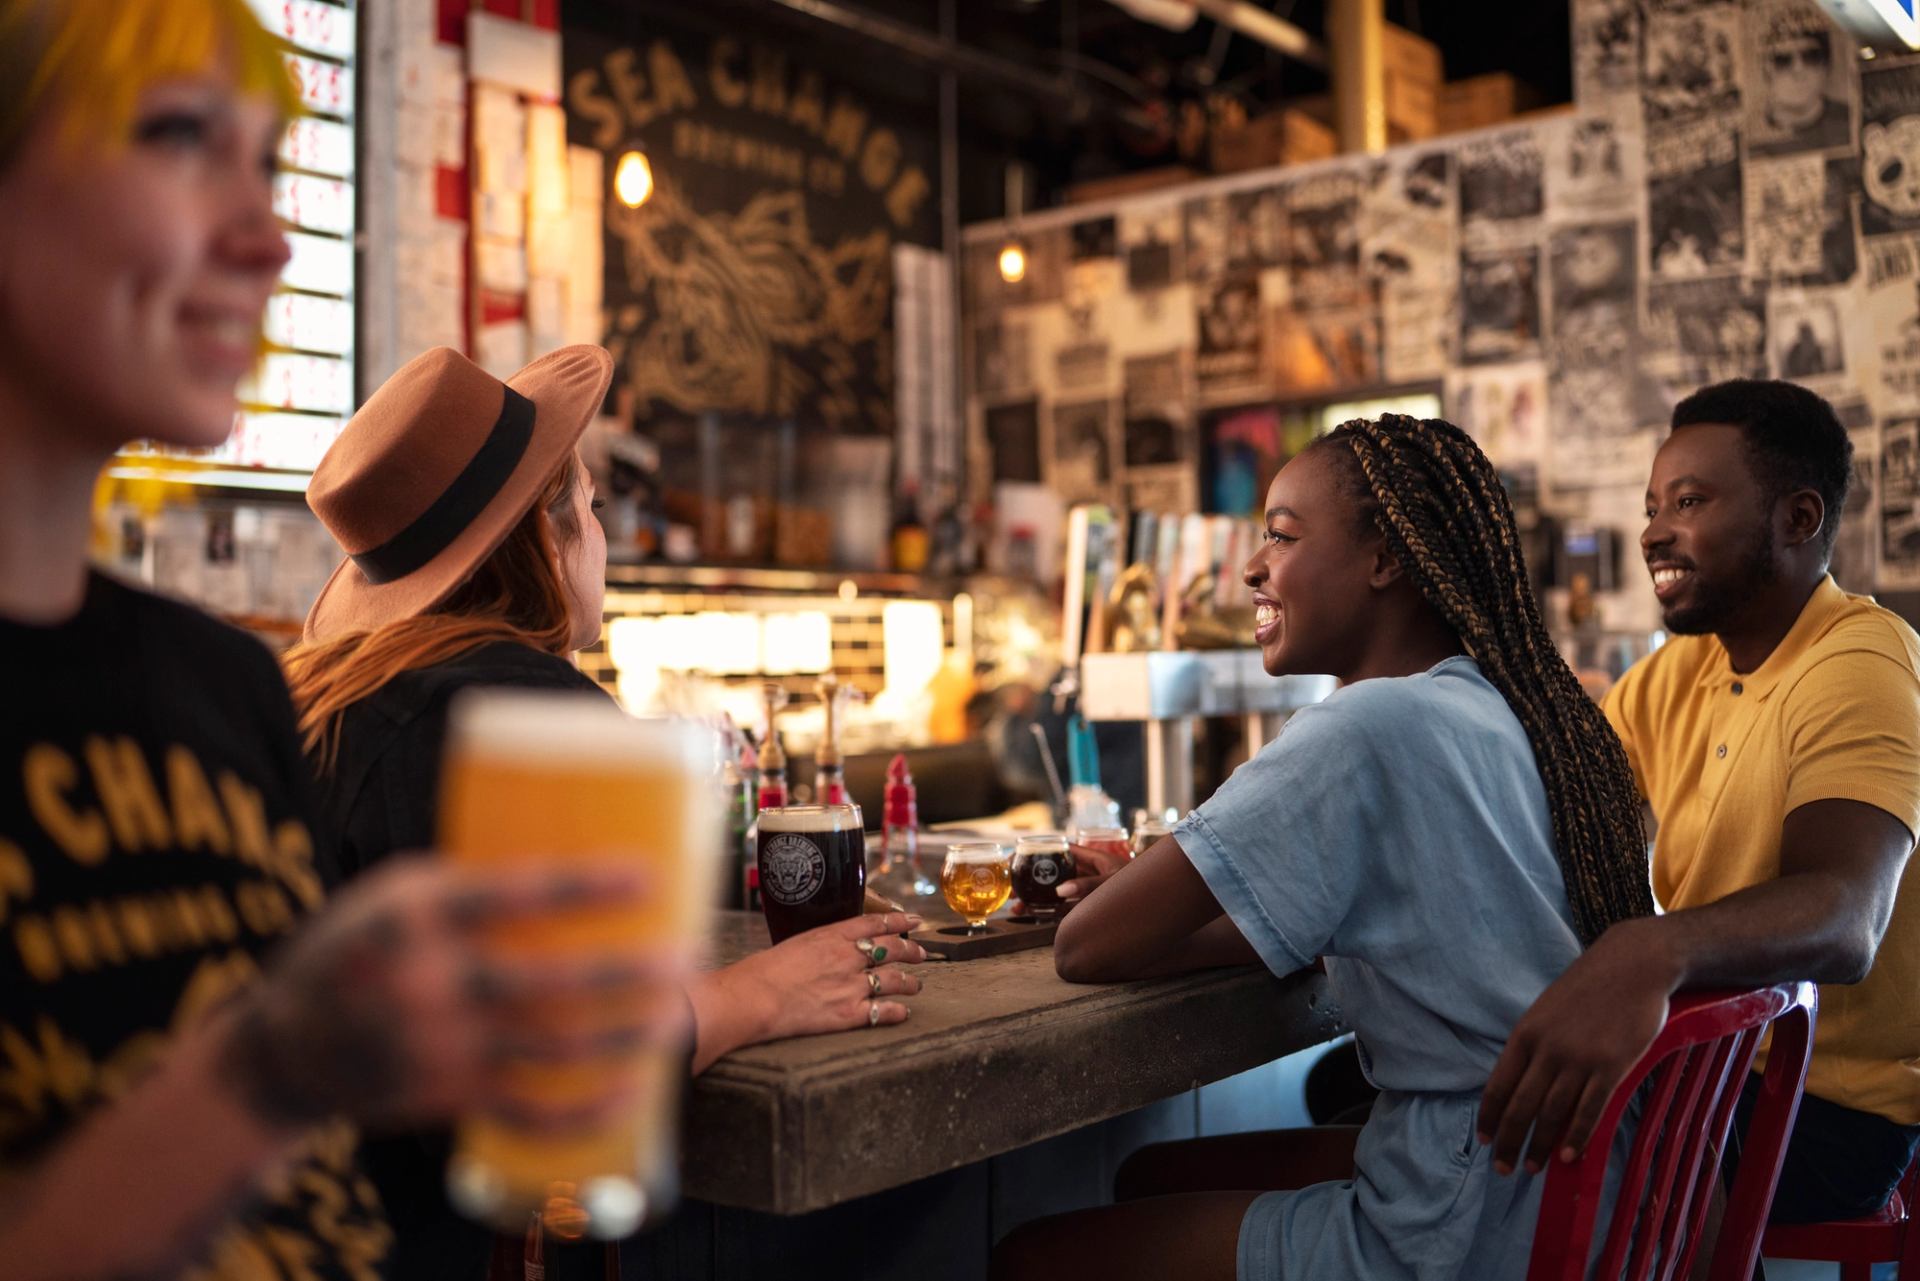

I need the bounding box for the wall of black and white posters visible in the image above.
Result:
[962,0,1920,603]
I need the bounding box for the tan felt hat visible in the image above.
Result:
[302,344,613,643]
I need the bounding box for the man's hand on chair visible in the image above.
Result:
[1477,917,1681,1176]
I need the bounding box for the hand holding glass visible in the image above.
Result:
[438,690,718,1240]
[1074,825,1132,864]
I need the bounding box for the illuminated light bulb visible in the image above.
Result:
[614,149,654,208]
[998,241,1027,284]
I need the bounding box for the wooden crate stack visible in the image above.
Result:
[1210,23,1443,173]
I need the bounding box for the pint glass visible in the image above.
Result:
[438,690,719,1239]
[756,804,865,943]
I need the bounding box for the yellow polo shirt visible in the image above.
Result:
[1603,577,1920,1124]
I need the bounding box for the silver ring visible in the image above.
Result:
[867,1001,881,1028]
[867,970,882,996]
[854,938,877,962]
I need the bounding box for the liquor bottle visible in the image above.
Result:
[890,484,929,573]
[523,1212,545,1281]
[717,749,753,911]
[757,732,789,811]
[883,753,918,883]
[738,742,761,909]
[756,683,789,810]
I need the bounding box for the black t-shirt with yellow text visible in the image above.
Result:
[0,572,391,1280]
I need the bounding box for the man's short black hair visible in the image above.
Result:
[1670,379,1853,558]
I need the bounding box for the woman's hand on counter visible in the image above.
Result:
[688,912,929,1072]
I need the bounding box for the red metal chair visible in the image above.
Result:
[1526,982,1818,1281]
[1759,1151,1920,1280]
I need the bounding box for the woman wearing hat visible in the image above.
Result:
[281,344,928,1278]
[0,3,679,1277]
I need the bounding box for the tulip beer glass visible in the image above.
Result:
[942,841,1012,931]
[1009,834,1076,918]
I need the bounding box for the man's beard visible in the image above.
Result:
[1661,523,1779,635]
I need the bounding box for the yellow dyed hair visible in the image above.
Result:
[0,0,299,168]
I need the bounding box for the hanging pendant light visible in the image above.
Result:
[999,162,1030,285]
[614,148,654,209]
[998,240,1028,284]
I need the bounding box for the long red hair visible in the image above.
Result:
[283,456,584,769]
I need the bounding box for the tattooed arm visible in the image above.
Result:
[0,1011,306,1281]
[0,858,680,1280]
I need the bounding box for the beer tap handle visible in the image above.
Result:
[757,684,790,781]
[816,673,841,753]
[1049,666,1080,717]
[760,682,789,742]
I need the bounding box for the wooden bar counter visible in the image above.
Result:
[683,911,1345,1216]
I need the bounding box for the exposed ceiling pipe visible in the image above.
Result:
[1102,0,1198,30]
[1190,0,1326,67]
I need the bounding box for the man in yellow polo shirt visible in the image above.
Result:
[1479,380,1920,1222]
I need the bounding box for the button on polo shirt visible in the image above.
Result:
[1604,577,1920,1124]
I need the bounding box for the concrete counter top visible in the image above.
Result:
[683,911,1344,1215]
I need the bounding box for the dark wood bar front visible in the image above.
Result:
[684,912,1345,1216]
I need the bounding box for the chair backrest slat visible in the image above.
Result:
[1594,1056,1688,1280]
[1629,1044,1715,1281]
[1526,984,1817,1281]
[1670,1027,1765,1281]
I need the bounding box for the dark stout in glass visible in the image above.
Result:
[1010,835,1077,918]
[756,804,866,943]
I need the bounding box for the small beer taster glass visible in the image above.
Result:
[1010,834,1076,920]
[941,841,1012,933]
[1074,825,1132,863]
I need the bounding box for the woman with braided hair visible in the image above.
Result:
[993,415,1651,1281]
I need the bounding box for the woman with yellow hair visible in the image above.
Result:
[0,5,681,1277]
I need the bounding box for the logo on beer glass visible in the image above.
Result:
[762,833,826,904]
[1028,856,1061,887]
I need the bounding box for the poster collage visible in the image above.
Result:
[962,0,1920,595]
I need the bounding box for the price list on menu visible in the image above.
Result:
[123,0,359,480]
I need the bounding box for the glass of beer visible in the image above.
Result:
[438,689,720,1241]
[756,804,865,944]
[1009,834,1076,919]
[942,841,1012,931]
[1074,825,1132,864]
[1130,816,1172,860]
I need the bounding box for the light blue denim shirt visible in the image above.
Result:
[1177,656,1606,1280]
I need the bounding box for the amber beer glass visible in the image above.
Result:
[756,804,865,943]
[438,690,719,1239]
[942,841,1012,931]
